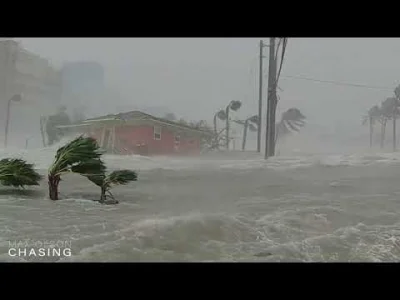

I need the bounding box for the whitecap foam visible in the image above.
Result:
[2,142,400,172]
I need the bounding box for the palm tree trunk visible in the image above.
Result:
[48,174,60,200]
[242,121,248,151]
[40,117,47,147]
[100,186,106,203]
[213,114,219,149]
[393,115,397,151]
[225,108,230,150]
[381,120,386,149]
[369,116,373,148]
[268,97,277,156]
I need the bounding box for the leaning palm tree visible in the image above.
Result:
[379,97,400,150]
[214,100,242,150]
[0,158,42,188]
[86,169,138,203]
[47,135,106,200]
[377,107,389,149]
[213,110,226,133]
[393,85,400,150]
[234,115,258,151]
[275,108,306,144]
[212,110,228,150]
[362,105,380,148]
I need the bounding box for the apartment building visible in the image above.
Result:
[0,39,62,147]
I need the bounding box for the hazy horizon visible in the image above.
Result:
[4,37,400,150]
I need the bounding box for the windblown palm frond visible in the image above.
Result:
[48,135,106,200]
[86,170,138,189]
[104,170,138,190]
[217,110,227,121]
[233,119,246,126]
[229,100,242,111]
[276,108,306,141]
[0,158,42,188]
[380,97,400,119]
[49,135,104,177]
[362,105,380,125]
[71,158,107,186]
[86,169,138,203]
[395,85,400,99]
[248,123,257,132]
[248,115,259,124]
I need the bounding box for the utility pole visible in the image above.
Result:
[257,40,265,153]
[393,103,397,152]
[268,40,278,157]
[264,38,276,159]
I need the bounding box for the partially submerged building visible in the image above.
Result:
[58,110,213,156]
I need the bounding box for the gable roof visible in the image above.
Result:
[60,110,213,136]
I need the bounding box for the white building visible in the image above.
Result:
[0,39,62,148]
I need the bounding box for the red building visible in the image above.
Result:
[58,111,213,156]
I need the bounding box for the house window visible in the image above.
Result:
[154,126,161,140]
[174,134,180,145]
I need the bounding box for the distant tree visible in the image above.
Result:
[275,108,306,144]
[211,110,228,150]
[189,120,207,129]
[45,106,71,146]
[394,85,400,150]
[164,113,177,121]
[178,118,187,125]
[72,107,86,123]
[376,107,388,149]
[378,97,400,150]
[362,105,380,148]
[213,100,242,150]
[234,115,258,151]
[213,110,225,133]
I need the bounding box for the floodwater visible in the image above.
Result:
[1,143,400,262]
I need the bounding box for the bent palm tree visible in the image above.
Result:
[0,158,42,188]
[377,109,388,149]
[48,136,106,200]
[362,105,380,148]
[382,97,400,151]
[224,100,242,150]
[86,169,138,203]
[215,101,242,150]
[212,110,228,150]
[213,110,226,133]
[275,108,306,144]
[234,115,258,151]
[393,85,400,150]
[379,97,399,150]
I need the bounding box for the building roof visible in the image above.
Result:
[58,110,214,136]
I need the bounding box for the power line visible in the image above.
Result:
[275,38,288,88]
[279,74,394,91]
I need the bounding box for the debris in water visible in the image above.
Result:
[254,251,273,257]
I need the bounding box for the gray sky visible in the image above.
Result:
[17,38,400,135]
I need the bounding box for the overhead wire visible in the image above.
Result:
[276,38,287,85]
[263,69,394,91]
[280,74,394,91]
[261,38,393,91]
